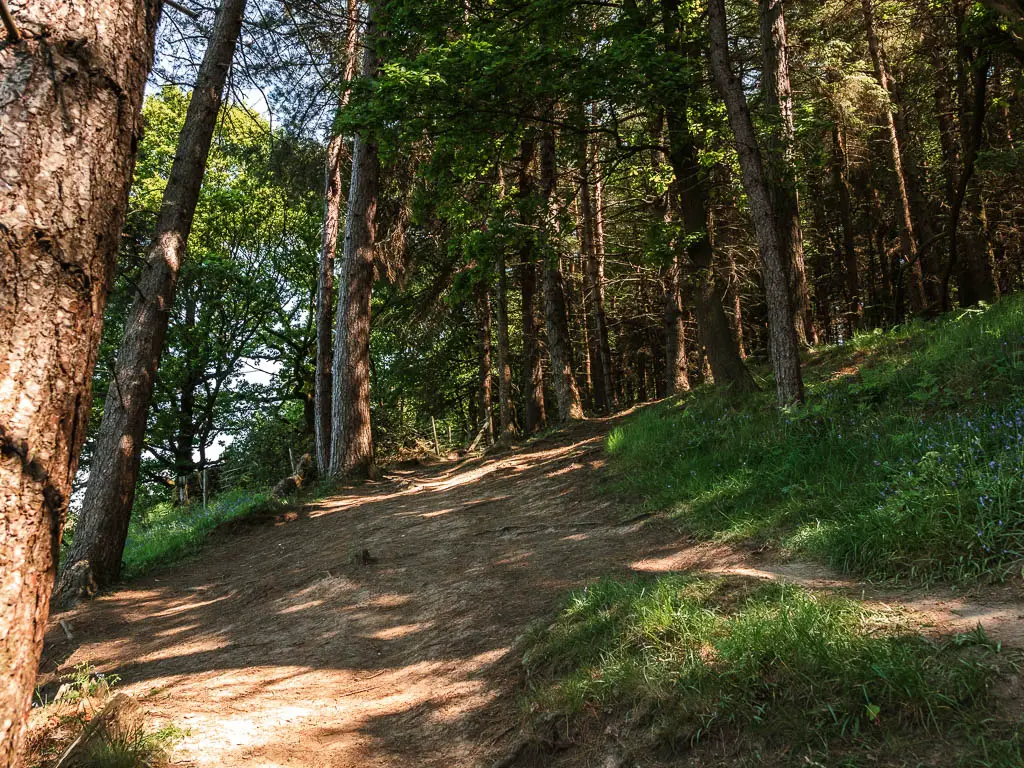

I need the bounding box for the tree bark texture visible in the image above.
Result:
[517,138,547,434]
[495,245,514,440]
[539,129,584,422]
[314,0,361,476]
[579,136,614,412]
[330,15,379,478]
[476,283,494,445]
[54,0,248,608]
[758,0,816,346]
[0,0,160,761]
[662,256,691,395]
[708,0,804,405]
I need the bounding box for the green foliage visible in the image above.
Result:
[521,575,1018,764]
[605,297,1024,583]
[84,723,182,768]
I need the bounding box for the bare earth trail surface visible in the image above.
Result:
[42,412,1024,767]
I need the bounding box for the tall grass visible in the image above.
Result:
[605,298,1024,582]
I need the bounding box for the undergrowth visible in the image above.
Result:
[106,489,290,579]
[605,298,1024,583]
[520,575,1022,766]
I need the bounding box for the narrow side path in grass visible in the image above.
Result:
[40,410,1024,767]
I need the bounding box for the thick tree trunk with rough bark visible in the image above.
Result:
[53,0,247,609]
[758,0,815,346]
[539,129,584,422]
[708,0,804,405]
[314,0,360,476]
[517,138,547,434]
[0,0,160,761]
[862,0,927,313]
[330,16,379,478]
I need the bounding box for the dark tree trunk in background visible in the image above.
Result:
[759,0,815,346]
[315,0,361,477]
[663,256,691,395]
[709,0,804,405]
[660,0,755,394]
[539,128,585,422]
[945,21,996,308]
[495,246,514,440]
[330,16,379,478]
[54,0,246,608]
[476,283,495,445]
[517,138,547,434]
[579,135,614,411]
[0,0,160,760]
[831,125,862,331]
[862,0,927,313]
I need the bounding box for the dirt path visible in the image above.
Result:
[42,413,1024,767]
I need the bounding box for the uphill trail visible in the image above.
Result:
[42,410,1024,767]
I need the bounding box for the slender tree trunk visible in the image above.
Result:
[0,0,160,760]
[663,255,691,395]
[831,125,862,330]
[495,246,514,441]
[659,0,754,393]
[476,283,495,445]
[708,0,804,405]
[759,0,815,346]
[517,137,547,434]
[861,0,926,312]
[592,172,616,406]
[330,13,379,478]
[539,128,584,422]
[579,133,614,412]
[314,0,361,476]
[54,0,245,608]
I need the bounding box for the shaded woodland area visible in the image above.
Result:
[2,0,1024,764]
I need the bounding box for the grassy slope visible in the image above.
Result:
[518,300,1024,767]
[606,298,1024,583]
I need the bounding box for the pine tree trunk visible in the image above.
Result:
[861,0,927,312]
[579,135,613,411]
[314,0,361,476]
[708,0,804,405]
[330,16,379,478]
[0,0,160,760]
[517,138,547,433]
[495,245,514,440]
[831,125,863,331]
[759,0,815,346]
[659,0,754,394]
[54,0,246,608]
[539,129,585,422]
[593,173,616,406]
[663,256,691,395]
[476,283,495,445]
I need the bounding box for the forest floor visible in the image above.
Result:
[41,412,1024,767]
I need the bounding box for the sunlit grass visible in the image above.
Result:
[520,575,1022,765]
[605,297,1024,583]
